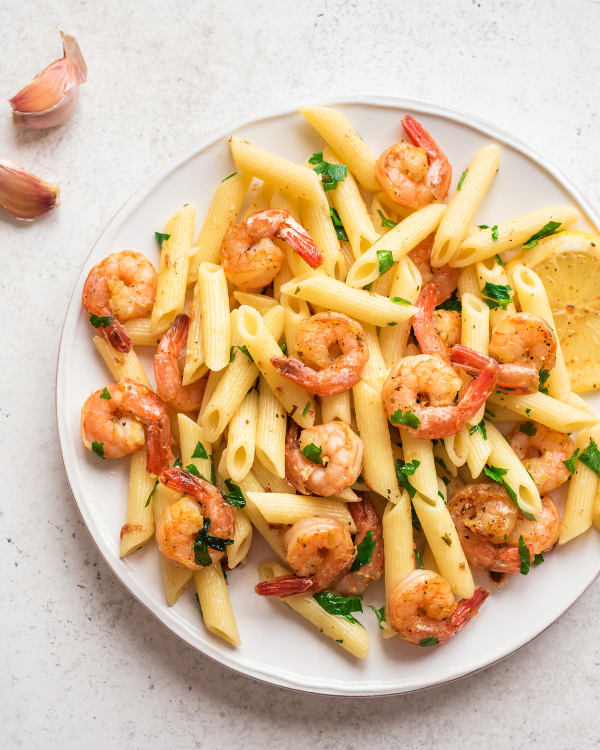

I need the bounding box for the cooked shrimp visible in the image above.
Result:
[82,251,158,353]
[81,379,172,475]
[255,516,356,597]
[220,209,323,291]
[285,421,363,496]
[382,349,498,440]
[507,422,575,494]
[271,312,368,396]
[388,570,489,646]
[155,497,226,570]
[333,493,384,596]
[154,314,206,411]
[376,115,452,210]
[448,483,561,575]
[433,310,462,348]
[159,467,236,540]
[487,313,557,395]
[409,234,460,304]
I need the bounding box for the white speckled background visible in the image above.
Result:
[2,0,599,746]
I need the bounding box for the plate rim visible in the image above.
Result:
[56,93,600,696]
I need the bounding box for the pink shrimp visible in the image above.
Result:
[154,314,207,412]
[376,115,452,210]
[506,421,575,494]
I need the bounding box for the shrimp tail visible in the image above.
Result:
[101,318,132,353]
[495,362,540,394]
[450,345,499,411]
[271,355,320,392]
[413,284,450,360]
[159,313,189,354]
[446,587,489,635]
[255,575,316,598]
[450,344,498,373]
[145,414,173,476]
[159,466,215,496]
[402,115,443,161]
[277,216,324,269]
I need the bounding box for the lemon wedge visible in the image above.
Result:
[506,231,600,392]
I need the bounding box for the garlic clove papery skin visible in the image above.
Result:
[8,30,87,129]
[0,159,60,220]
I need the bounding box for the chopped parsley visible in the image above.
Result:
[351,530,375,571]
[100,387,112,400]
[210,454,216,485]
[436,290,461,312]
[562,448,579,474]
[456,170,468,190]
[295,286,300,294]
[193,517,234,566]
[391,296,411,305]
[533,553,544,566]
[309,153,348,191]
[478,225,490,230]
[313,592,363,625]
[335,639,344,644]
[191,441,209,460]
[279,342,287,354]
[173,457,182,467]
[578,439,600,476]
[441,533,452,547]
[538,367,550,395]
[377,249,396,276]
[411,504,422,532]
[364,282,372,291]
[495,254,503,266]
[518,535,530,575]
[145,479,159,508]
[89,313,114,328]
[195,593,203,618]
[481,282,512,311]
[491,225,499,242]
[229,345,254,363]
[519,421,537,437]
[369,605,386,630]
[419,637,439,647]
[469,420,488,440]
[522,220,562,249]
[387,321,397,326]
[185,464,204,479]
[525,408,532,415]
[308,152,323,164]
[438,491,445,502]
[329,207,348,241]
[377,209,397,229]
[155,232,171,248]
[300,442,323,465]
[483,465,536,521]
[414,549,424,570]
[396,459,421,498]
[302,401,311,418]
[91,441,105,459]
[221,172,237,182]
[223,479,246,508]
[390,409,421,429]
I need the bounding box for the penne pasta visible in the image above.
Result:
[242,180,277,219]
[321,391,352,425]
[300,196,346,281]
[251,459,296,494]
[198,262,231,371]
[233,291,279,316]
[123,316,169,347]
[361,323,388,393]
[461,292,490,424]
[152,483,191,606]
[255,374,287,479]
[93,336,152,389]
[476,255,516,331]
[466,426,492,478]
[247,492,356,532]
[270,187,301,222]
[194,561,241,646]
[382,493,414,637]
[226,389,259,482]
[119,449,156,557]
[443,428,470,468]
[559,425,600,545]
[397,436,438,505]
[487,391,595,432]
[182,280,208,386]
[379,256,422,369]
[281,292,311,353]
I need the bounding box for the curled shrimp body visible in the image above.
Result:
[255,516,356,597]
[154,314,206,411]
[388,570,489,646]
[220,209,323,291]
[448,483,561,575]
[159,467,236,541]
[155,497,225,570]
[82,251,158,353]
[487,313,557,394]
[507,422,575,494]
[382,349,498,440]
[285,421,363,497]
[271,312,368,396]
[81,379,172,475]
[376,115,452,210]
[333,493,384,596]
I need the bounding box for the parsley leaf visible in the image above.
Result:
[411,504,422,531]
[419,636,439,647]
[155,232,171,248]
[191,441,209,460]
[563,448,579,474]
[396,459,421,499]
[229,345,253,363]
[210,454,216,485]
[193,517,234,566]
[186,464,204,479]
[390,409,421,429]
[301,442,323,464]
[578,440,600,476]
[522,220,562,249]
[391,296,411,305]
[195,592,203,618]
[279,342,287,354]
[478,224,490,230]
[364,282,372,291]
[441,533,452,547]
[482,282,512,310]
[329,207,348,241]
[377,249,396,276]
[495,254,503,266]
[91,441,105,458]
[173,457,182,468]
[533,552,544,566]
[436,290,462,313]
[223,479,246,508]
[369,604,385,630]
[538,367,550,395]
[335,639,344,644]
[387,321,397,326]
[89,313,114,328]
[456,170,468,190]
[525,408,532,415]
[308,152,323,164]
[377,209,397,229]
[295,286,300,294]
[491,225,499,242]
[351,530,375,571]
[310,155,348,191]
[313,592,363,625]
[100,387,112,400]
[302,401,311,418]
[469,420,488,440]
[221,172,237,182]
[519,421,537,437]
[518,535,530,575]
[145,479,159,508]
[414,549,424,570]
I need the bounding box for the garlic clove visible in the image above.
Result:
[0,159,60,220]
[8,29,87,129]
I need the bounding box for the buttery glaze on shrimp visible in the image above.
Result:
[81,379,172,475]
[448,483,562,576]
[488,313,557,394]
[507,422,575,494]
[285,421,363,496]
[255,516,356,597]
[376,115,452,210]
[155,497,226,570]
[82,250,158,353]
[388,570,489,646]
[154,314,206,411]
[382,348,498,440]
[220,209,323,291]
[271,312,368,396]
[333,493,384,596]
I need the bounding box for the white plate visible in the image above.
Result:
[57,95,600,696]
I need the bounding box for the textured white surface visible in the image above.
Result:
[1,0,600,746]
